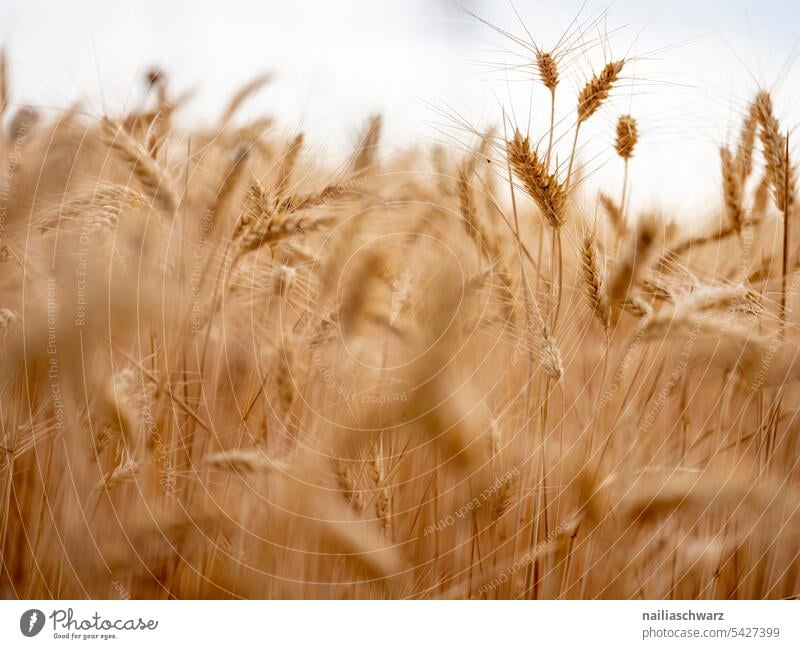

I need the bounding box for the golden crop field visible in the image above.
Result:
[0,7,798,600]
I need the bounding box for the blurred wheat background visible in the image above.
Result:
[0,0,799,599]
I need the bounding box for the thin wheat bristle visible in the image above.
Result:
[276,132,304,196]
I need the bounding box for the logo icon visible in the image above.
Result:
[20,609,45,637]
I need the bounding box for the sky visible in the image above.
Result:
[0,0,798,216]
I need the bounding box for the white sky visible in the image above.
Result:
[0,0,799,217]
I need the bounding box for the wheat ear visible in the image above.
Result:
[100,117,179,213]
[720,146,747,232]
[608,215,660,306]
[507,130,566,228]
[580,233,611,331]
[578,60,625,124]
[351,114,382,174]
[755,92,795,214]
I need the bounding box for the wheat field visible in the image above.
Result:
[0,11,799,600]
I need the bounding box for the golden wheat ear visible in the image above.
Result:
[607,214,661,307]
[736,99,759,179]
[331,457,367,512]
[506,130,566,228]
[536,51,559,92]
[206,144,251,228]
[720,145,747,232]
[222,71,273,125]
[755,91,796,214]
[615,114,638,159]
[351,114,383,175]
[599,192,627,237]
[578,60,624,124]
[99,116,180,213]
[580,232,611,331]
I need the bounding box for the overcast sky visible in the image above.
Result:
[0,0,798,215]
